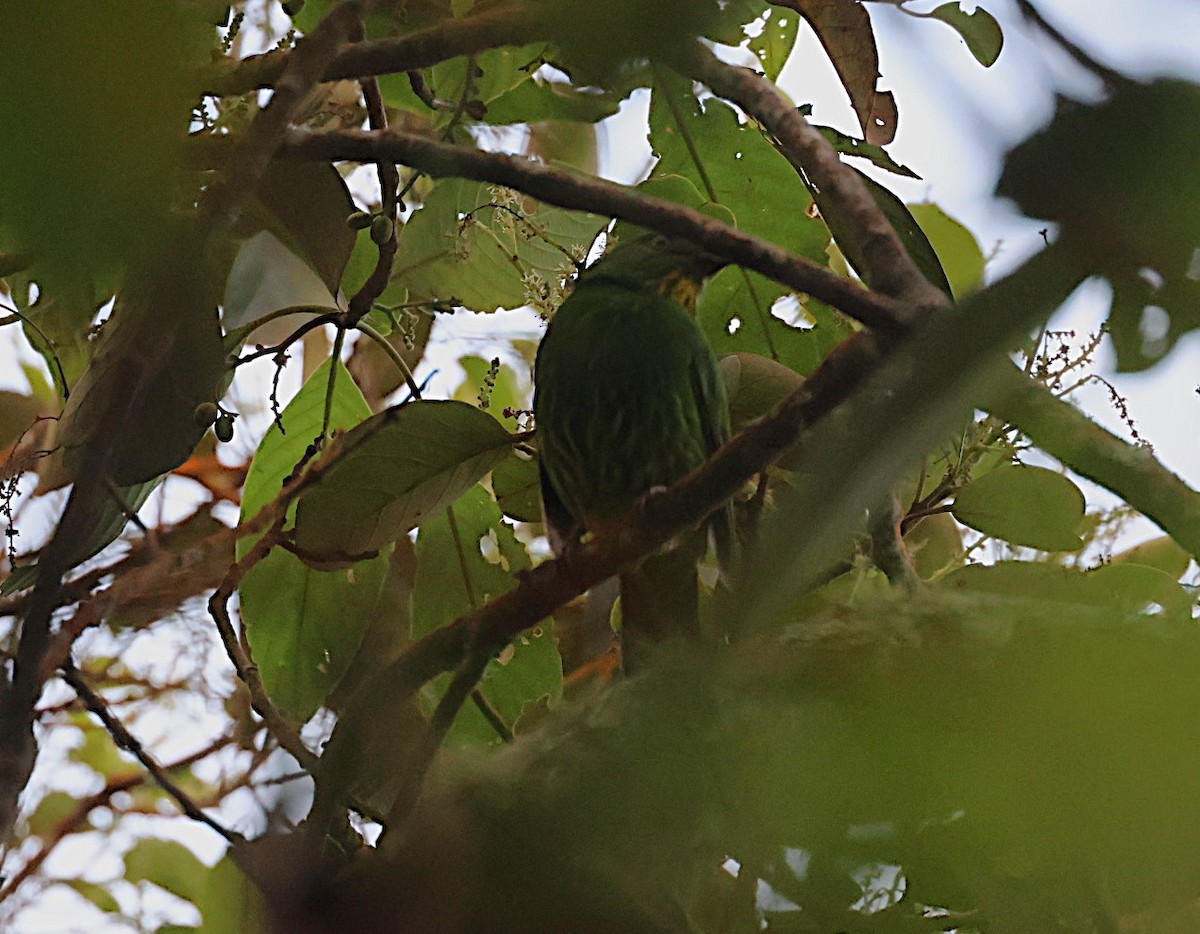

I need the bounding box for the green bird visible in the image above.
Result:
[533,232,731,670]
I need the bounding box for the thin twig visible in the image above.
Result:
[60,664,245,845]
[1014,0,1128,91]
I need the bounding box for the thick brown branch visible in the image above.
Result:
[205,5,538,97]
[280,127,915,335]
[678,42,947,311]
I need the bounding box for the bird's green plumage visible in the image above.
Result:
[533,234,730,666]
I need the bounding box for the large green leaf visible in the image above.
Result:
[952,464,1086,552]
[238,359,387,723]
[294,400,514,555]
[392,177,606,309]
[747,5,800,81]
[648,76,845,372]
[413,485,561,736]
[649,75,828,257]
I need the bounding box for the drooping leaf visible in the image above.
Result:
[816,168,954,299]
[814,123,920,178]
[53,231,226,487]
[222,230,338,343]
[793,0,897,144]
[908,202,985,299]
[294,400,514,555]
[493,450,542,523]
[952,464,1086,552]
[251,160,357,295]
[748,7,800,81]
[925,2,1004,68]
[238,359,386,724]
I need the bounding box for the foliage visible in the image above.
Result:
[0,2,1196,933]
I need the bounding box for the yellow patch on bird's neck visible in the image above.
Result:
[658,270,702,310]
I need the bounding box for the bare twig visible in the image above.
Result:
[1014,0,1128,91]
[60,664,245,845]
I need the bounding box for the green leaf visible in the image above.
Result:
[814,124,921,178]
[294,400,514,555]
[649,75,828,258]
[748,7,800,81]
[952,464,1086,551]
[493,450,543,523]
[393,178,605,309]
[124,838,208,905]
[698,269,851,377]
[1087,562,1193,622]
[25,790,78,837]
[719,351,805,434]
[65,880,121,914]
[821,169,954,299]
[198,856,267,934]
[454,355,527,427]
[908,202,985,299]
[238,358,386,723]
[428,43,546,121]
[486,78,622,124]
[926,3,1004,67]
[413,485,560,739]
[1111,535,1192,580]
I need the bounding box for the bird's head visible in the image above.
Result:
[578,232,728,310]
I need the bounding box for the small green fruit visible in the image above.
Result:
[193,402,219,428]
[346,210,373,231]
[370,214,395,245]
[214,414,235,443]
[281,0,305,17]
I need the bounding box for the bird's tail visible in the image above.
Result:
[618,540,701,671]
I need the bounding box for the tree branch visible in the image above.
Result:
[677,41,947,312]
[990,366,1200,556]
[204,5,538,97]
[60,665,245,846]
[279,127,915,335]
